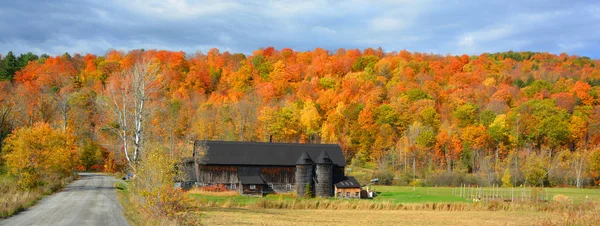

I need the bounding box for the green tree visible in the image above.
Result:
[80,141,102,171]
[522,152,547,186]
[17,52,39,68]
[419,106,440,131]
[453,103,478,127]
[0,51,19,81]
[352,55,379,72]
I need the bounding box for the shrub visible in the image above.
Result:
[502,170,513,187]
[2,122,78,189]
[130,145,188,217]
[522,152,547,186]
[409,179,422,187]
[201,184,228,192]
[426,171,489,186]
[373,170,394,185]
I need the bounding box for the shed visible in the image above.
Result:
[238,175,265,196]
[334,176,361,199]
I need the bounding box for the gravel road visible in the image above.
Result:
[0,173,129,226]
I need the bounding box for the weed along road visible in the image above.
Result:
[0,173,128,226]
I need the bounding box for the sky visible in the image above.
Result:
[1,0,600,58]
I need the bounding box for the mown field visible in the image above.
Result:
[189,186,600,206]
[189,186,600,225]
[372,186,600,204]
[199,208,562,226]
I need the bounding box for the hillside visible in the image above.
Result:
[1,48,599,187]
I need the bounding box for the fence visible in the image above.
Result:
[451,184,565,203]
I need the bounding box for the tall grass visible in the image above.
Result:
[186,187,239,197]
[0,174,76,218]
[192,194,600,213]
[116,181,201,226]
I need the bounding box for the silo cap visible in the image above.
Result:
[315,150,333,164]
[296,151,314,165]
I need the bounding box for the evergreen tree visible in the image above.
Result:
[17,52,39,68]
[0,51,19,81]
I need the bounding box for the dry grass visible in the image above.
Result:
[200,207,562,226]
[0,174,76,218]
[194,194,600,213]
[116,182,201,226]
[186,188,239,197]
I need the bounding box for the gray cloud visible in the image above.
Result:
[1,0,599,58]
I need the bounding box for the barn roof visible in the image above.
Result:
[334,176,361,188]
[195,140,346,167]
[238,175,265,185]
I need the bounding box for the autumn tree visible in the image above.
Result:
[2,122,78,189]
[99,56,160,164]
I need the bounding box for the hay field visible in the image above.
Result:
[199,207,563,226]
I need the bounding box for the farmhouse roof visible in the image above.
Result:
[238,175,265,185]
[334,176,361,188]
[195,140,346,167]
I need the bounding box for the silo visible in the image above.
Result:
[315,150,333,197]
[295,152,314,197]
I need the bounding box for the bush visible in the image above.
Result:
[201,184,228,192]
[522,152,547,186]
[426,171,489,186]
[502,170,513,187]
[373,170,394,185]
[2,122,78,189]
[130,145,188,217]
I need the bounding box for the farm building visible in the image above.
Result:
[334,176,362,199]
[183,140,361,197]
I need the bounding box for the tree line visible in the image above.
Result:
[1,48,599,188]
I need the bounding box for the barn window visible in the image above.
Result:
[250,184,256,190]
[337,192,341,197]
[286,184,292,190]
[231,183,237,189]
[355,192,359,197]
[346,192,350,197]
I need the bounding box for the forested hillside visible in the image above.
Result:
[1,48,600,187]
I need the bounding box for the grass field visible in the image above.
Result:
[189,185,600,206]
[371,186,600,204]
[190,186,600,225]
[199,207,563,226]
[189,192,296,206]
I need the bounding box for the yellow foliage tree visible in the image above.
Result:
[300,99,322,139]
[131,145,187,216]
[2,122,78,189]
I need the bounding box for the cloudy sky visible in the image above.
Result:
[2,0,600,58]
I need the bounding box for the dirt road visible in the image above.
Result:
[0,173,128,226]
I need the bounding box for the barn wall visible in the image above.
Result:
[198,165,239,185]
[241,184,263,196]
[181,161,196,181]
[260,166,295,184]
[333,167,345,177]
[197,165,296,192]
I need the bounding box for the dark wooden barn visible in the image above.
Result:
[183,140,351,196]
